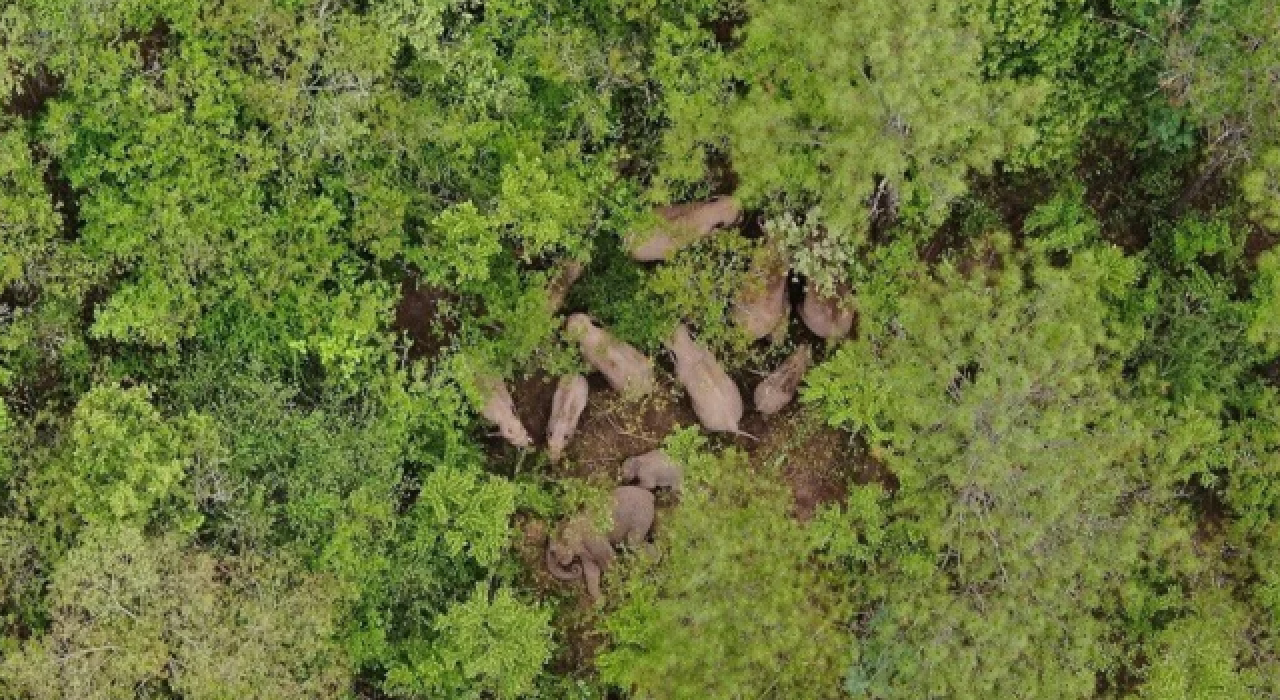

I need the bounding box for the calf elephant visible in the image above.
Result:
[754,344,813,415]
[621,450,684,495]
[546,374,589,463]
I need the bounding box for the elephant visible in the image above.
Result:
[798,281,855,340]
[478,377,533,448]
[566,314,656,396]
[546,374,589,463]
[545,526,614,600]
[732,245,789,340]
[629,197,742,262]
[621,450,684,495]
[667,323,751,438]
[546,486,656,600]
[545,259,584,313]
[754,344,813,415]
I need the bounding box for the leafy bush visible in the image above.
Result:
[385,583,553,700]
[34,386,201,532]
[598,430,850,698]
[1242,148,1280,232]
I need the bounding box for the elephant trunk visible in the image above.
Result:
[545,546,582,581]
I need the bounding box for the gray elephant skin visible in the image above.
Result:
[621,450,684,495]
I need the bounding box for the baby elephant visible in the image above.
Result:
[545,527,612,600]
[754,344,813,415]
[546,374,589,463]
[621,450,683,495]
[546,486,656,600]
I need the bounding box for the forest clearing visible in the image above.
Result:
[3,0,1280,698]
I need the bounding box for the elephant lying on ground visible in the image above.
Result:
[754,344,812,415]
[545,528,612,599]
[546,486,656,600]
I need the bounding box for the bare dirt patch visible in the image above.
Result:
[392,277,457,363]
[745,406,881,521]
[3,67,62,118]
[1245,225,1278,266]
[551,372,699,481]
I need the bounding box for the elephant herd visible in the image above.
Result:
[545,451,684,599]
[475,196,855,599]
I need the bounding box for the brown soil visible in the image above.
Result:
[3,67,62,118]
[1244,225,1278,267]
[971,168,1056,238]
[392,277,457,363]
[3,68,81,243]
[705,12,747,48]
[742,405,889,521]
[132,21,171,74]
[560,376,699,479]
[920,167,1054,263]
[1077,139,1156,254]
[485,369,702,482]
[4,21,167,119]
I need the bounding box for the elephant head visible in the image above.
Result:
[545,542,582,581]
[496,418,534,449]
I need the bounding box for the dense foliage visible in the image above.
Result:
[3,0,1280,697]
[600,430,849,697]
